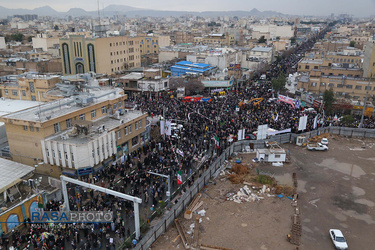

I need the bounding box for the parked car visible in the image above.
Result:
[329,229,348,250]
[321,138,329,145]
[307,143,328,151]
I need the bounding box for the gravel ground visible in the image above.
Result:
[151,135,375,250]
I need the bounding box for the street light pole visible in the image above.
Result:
[359,71,372,128]
[147,171,171,209]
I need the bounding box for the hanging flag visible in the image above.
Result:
[275,113,279,121]
[313,115,318,129]
[165,120,172,135]
[160,120,165,135]
[188,113,191,120]
[176,148,184,157]
[177,171,183,185]
[213,135,219,149]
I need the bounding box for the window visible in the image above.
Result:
[125,127,128,135]
[135,122,138,130]
[23,125,28,131]
[66,118,72,128]
[337,84,343,88]
[4,89,8,95]
[139,120,142,128]
[79,114,85,120]
[101,106,107,114]
[12,90,17,96]
[91,109,97,118]
[275,155,281,158]
[346,85,352,89]
[355,85,362,90]
[118,101,122,108]
[36,127,39,132]
[29,82,35,93]
[320,83,326,86]
[116,130,121,139]
[365,86,372,91]
[305,65,310,70]
[54,123,61,133]
[113,103,117,110]
[128,125,132,134]
[30,126,34,132]
[42,92,46,98]
[31,96,36,101]
[314,66,318,69]
[311,82,317,87]
[46,149,49,157]
[328,83,335,88]
[22,90,26,96]
[132,136,139,147]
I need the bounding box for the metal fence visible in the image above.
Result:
[133,126,375,250]
[134,144,234,250]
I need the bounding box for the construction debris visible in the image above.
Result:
[226,185,269,203]
[175,219,190,249]
[185,193,202,220]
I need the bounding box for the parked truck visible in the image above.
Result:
[307,142,328,151]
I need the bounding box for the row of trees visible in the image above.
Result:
[3,33,32,42]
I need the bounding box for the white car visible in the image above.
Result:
[321,138,329,145]
[329,229,348,250]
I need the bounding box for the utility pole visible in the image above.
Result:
[148,171,172,209]
[359,71,372,128]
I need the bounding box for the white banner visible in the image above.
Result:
[298,116,308,131]
[237,128,245,141]
[160,120,172,135]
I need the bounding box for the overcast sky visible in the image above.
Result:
[1,0,375,17]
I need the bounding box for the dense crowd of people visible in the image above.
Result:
[3,24,374,250]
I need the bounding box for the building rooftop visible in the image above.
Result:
[2,87,124,123]
[251,46,273,52]
[119,72,144,80]
[46,110,146,145]
[0,98,43,118]
[0,158,34,193]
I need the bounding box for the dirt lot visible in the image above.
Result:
[151,135,375,250]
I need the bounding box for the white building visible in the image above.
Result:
[0,37,6,50]
[256,142,286,163]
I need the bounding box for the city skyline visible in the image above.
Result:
[1,0,374,17]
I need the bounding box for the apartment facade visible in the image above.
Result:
[139,35,170,55]
[0,75,62,102]
[194,33,235,46]
[297,75,375,101]
[59,35,142,76]
[0,87,149,176]
[363,40,375,78]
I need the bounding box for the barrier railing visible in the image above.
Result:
[130,126,375,249]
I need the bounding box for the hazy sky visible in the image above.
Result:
[1,0,375,17]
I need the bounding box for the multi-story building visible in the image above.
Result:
[297,74,374,102]
[59,35,142,76]
[194,33,235,46]
[0,87,149,177]
[363,39,375,78]
[0,74,61,102]
[139,34,170,55]
[249,46,275,63]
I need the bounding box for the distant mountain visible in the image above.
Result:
[0,5,286,19]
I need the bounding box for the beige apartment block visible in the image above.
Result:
[363,40,375,78]
[0,75,62,102]
[297,75,375,101]
[139,34,170,55]
[0,87,148,176]
[60,35,142,76]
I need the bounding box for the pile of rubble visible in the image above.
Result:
[226,184,274,203]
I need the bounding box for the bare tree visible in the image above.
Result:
[169,77,205,95]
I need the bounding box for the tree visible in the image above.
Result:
[54,25,59,31]
[10,33,24,42]
[271,73,286,92]
[258,36,267,44]
[323,88,335,114]
[169,78,205,96]
[290,36,296,45]
[276,36,280,41]
[28,36,33,42]
[349,41,355,47]
[341,115,354,127]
